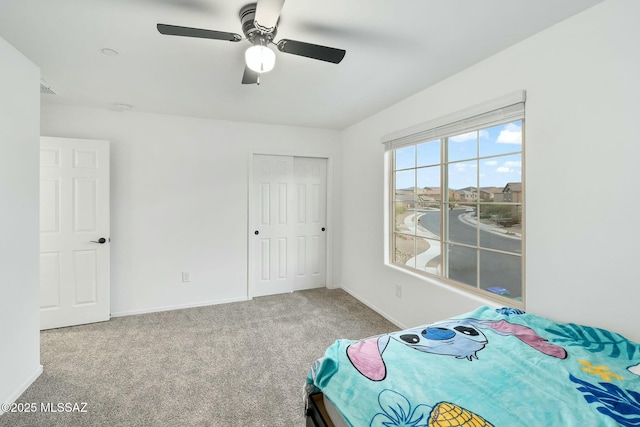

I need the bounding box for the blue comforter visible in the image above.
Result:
[307,306,640,426]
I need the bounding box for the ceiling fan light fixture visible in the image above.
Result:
[245,44,276,73]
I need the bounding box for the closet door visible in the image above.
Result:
[250,155,296,296]
[293,157,326,291]
[249,155,327,297]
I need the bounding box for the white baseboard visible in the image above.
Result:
[110,296,249,318]
[338,285,406,329]
[1,364,43,416]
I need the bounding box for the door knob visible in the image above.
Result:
[321,227,326,232]
[254,230,259,235]
[90,238,107,244]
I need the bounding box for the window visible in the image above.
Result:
[384,92,525,306]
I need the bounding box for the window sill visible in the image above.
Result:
[384,262,525,310]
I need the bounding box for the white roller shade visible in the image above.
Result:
[383,90,526,151]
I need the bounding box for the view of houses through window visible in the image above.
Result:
[391,120,523,303]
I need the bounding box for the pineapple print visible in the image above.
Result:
[370,390,494,427]
[429,402,493,427]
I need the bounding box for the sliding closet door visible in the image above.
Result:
[249,155,327,297]
[250,155,295,296]
[293,157,326,290]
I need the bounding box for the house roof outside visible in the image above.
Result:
[503,182,522,192]
[481,186,504,194]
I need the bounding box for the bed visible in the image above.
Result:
[305,306,640,427]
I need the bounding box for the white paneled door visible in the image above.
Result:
[250,155,327,297]
[40,137,110,330]
[292,157,327,291]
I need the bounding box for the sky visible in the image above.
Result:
[395,120,522,191]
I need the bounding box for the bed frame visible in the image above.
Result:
[305,392,332,427]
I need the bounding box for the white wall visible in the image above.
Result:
[40,106,342,315]
[0,37,42,407]
[340,0,640,341]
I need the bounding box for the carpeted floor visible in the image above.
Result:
[0,288,396,427]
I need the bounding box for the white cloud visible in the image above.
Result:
[497,123,522,144]
[450,130,490,143]
[496,160,521,174]
[450,132,475,143]
[497,160,521,173]
[453,162,478,173]
[484,160,498,166]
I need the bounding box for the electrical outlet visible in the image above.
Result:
[181,272,190,283]
[395,284,402,297]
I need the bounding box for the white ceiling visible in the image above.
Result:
[0,0,602,129]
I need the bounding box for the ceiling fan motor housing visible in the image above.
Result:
[240,3,276,45]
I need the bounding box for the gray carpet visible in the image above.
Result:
[1,288,396,427]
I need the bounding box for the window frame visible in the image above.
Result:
[384,93,526,308]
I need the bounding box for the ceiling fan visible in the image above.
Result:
[157,0,346,85]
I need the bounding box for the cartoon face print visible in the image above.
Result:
[346,317,567,381]
[390,321,489,361]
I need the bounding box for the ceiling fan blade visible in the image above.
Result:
[254,0,285,32]
[242,66,259,85]
[157,24,241,42]
[276,39,345,64]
